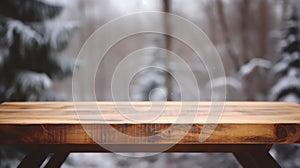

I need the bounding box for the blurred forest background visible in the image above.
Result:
[55,0,299,103]
[0,0,300,167]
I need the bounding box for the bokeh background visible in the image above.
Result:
[0,0,300,167]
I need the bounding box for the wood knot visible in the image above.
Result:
[275,125,288,140]
[275,124,297,141]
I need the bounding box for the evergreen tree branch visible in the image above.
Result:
[0,0,63,22]
[6,70,52,101]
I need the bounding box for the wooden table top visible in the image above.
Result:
[0,102,299,145]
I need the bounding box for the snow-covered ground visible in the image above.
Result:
[62,153,241,168]
[59,145,296,167]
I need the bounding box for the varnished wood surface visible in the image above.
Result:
[0,102,299,145]
[0,102,299,124]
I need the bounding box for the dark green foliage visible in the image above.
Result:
[270,7,300,103]
[0,0,79,166]
[0,0,63,22]
[0,0,79,102]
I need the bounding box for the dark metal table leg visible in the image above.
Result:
[44,152,70,168]
[233,145,281,168]
[18,148,49,168]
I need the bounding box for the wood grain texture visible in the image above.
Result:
[0,102,299,145]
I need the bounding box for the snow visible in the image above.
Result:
[6,20,43,56]
[287,34,297,43]
[272,61,289,75]
[207,76,242,91]
[239,58,272,76]
[62,153,241,168]
[270,76,300,100]
[280,94,300,103]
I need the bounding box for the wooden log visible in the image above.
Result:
[0,102,299,145]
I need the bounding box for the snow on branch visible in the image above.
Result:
[239,58,272,76]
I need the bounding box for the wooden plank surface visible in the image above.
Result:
[0,102,299,145]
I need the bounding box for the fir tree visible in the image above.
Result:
[0,0,79,102]
[270,6,300,167]
[130,37,181,101]
[270,7,300,103]
[0,0,78,166]
[130,38,168,101]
